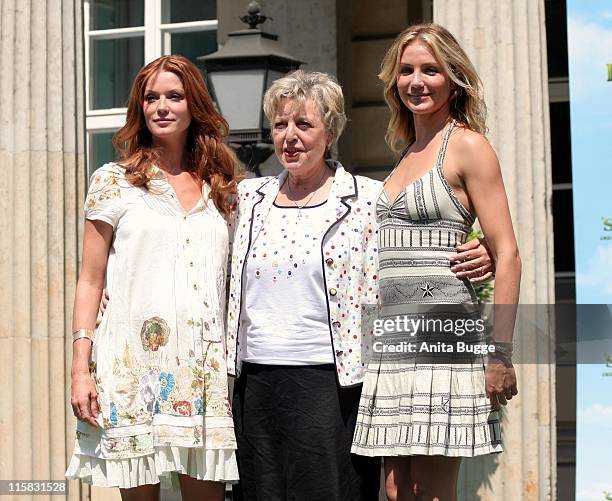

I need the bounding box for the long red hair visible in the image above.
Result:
[113,55,241,215]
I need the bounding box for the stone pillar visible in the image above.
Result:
[0,1,85,500]
[435,1,556,499]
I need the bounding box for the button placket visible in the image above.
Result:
[182,217,198,296]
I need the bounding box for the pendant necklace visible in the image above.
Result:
[285,168,328,218]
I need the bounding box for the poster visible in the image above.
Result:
[567,1,612,499]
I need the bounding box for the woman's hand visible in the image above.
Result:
[71,369,100,428]
[98,288,109,317]
[450,237,495,284]
[485,359,518,409]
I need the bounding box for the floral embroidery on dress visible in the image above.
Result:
[194,398,204,415]
[104,402,118,429]
[173,400,192,416]
[194,426,202,444]
[85,171,121,209]
[159,372,175,400]
[190,366,209,391]
[101,434,154,457]
[140,317,170,351]
[88,360,103,393]
[187,318,213,333]
[139,372,160,414]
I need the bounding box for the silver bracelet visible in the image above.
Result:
[72,328,95,344]
[489,341,513,366]
[492,341,513,358]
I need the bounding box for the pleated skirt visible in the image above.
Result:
[351,358,503,457]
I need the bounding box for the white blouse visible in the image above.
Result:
[241,201,334,365]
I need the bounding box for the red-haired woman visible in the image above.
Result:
[66,55,240,500]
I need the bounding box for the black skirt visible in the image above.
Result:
[232,362,381,501]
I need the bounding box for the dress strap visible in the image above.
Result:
[435,120,456,167]
[382,143,412,184]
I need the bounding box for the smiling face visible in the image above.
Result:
[272,98,330,176]
[396,40,453,117]
[143,70,191,145]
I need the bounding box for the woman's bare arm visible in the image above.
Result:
[454,130,522,407]
[70,219,113,428]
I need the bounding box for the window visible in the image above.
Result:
[84,0,218,177]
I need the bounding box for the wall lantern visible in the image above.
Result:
[199,1,303,175]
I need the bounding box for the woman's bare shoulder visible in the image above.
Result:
[450,126,499,175]
[451,126,491,150]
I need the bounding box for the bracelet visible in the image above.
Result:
[492,341,513,358]
[489,342,513,366]
[72,328,95,344]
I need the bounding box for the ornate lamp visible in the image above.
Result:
[199,1,303,175]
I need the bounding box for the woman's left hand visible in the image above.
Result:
[485,359,518,409]
[450,238,495,284]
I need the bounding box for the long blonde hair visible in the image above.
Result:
[380,23,488,152]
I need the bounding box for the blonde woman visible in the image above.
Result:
[351,24,521,500]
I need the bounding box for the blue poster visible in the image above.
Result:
[567,1,612,499]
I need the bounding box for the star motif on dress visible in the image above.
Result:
[420,281,438,298]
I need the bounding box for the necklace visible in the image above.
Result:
[285,168,329,217]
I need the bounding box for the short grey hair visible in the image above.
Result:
[263,70,348,145]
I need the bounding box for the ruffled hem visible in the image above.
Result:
[65,446,239,489]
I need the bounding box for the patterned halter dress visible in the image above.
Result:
[352,121,503,457]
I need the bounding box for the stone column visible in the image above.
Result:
[435,1,556,499]
[0,1,85,500]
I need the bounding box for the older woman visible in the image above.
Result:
[226,70,494,501]
[227,71,381,500]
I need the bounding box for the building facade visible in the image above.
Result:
[0,0,574,499]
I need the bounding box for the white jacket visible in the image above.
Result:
[226,162,381,386]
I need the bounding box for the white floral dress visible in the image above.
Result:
[66,163,238,489]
